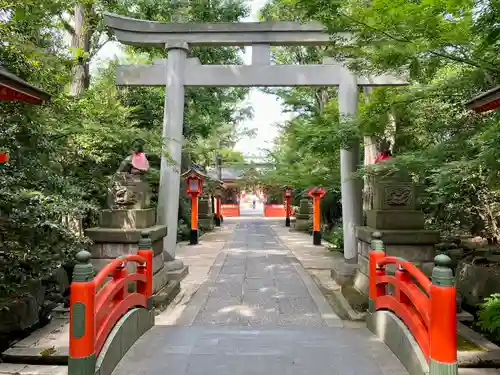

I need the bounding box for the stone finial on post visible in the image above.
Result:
[72,250,94,282]
[368,232,386,313]
[429,254,457,375]
[370,231,385,252]
[138,231,152,250]
[69,250,96,375]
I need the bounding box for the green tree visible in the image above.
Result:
[258,0,500,239]
[0,0,252,296]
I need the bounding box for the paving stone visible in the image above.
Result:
[192,312,243,326]
[215,274,245,284]
[202,297,242,312]
[219,266,246,275]
[244,277,275,291]
[278,313,325,327]
[278,296,319,315]
[242,291,279,310]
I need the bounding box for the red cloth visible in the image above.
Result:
[131,152,150,171]
[375,152,391,164]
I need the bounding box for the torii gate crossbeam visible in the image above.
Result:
[103,12,407,275]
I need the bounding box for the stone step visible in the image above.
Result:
[1,317,69,365]
[459,369,500,375]
[0,364,67,375]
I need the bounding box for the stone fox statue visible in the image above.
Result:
[107,139,151,209]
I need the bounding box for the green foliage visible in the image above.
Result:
[477,293,500,341]
[260,0,500,241]
[323,226,344,252]
[0,0,252,297]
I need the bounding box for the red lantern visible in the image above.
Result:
[181,167,206,245]
[284,186,293,227]
[184,172,204,195]
[0,152,8,168]
[307,186,326,245]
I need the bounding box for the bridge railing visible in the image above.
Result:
[369,232,457,374]
[68,233,153,375]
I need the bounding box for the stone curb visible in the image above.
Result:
[457,323,500,368]
[327,288,367,321]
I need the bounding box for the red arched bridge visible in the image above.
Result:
[68,225,457,375]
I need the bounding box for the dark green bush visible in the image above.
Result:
[477,293,500,341]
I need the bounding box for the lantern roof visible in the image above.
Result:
[181,165,207,180]
[0,66,51,104]
[307,186,326,197]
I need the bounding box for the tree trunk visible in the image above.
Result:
[385,111,396,153]
[69,3,92,97]
[362,88,378,218]
[363,135,377,217]
[314,87,329,114]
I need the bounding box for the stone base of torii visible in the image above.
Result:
[103,12,406,279]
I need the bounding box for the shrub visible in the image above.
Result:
[323,226,344,251]
[477,293,500,341]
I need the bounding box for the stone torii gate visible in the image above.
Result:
[103,13,406,272]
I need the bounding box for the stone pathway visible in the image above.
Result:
[112,218,411,375]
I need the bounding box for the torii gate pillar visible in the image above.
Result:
[158,42,189,261]
[324,57,407,277]
[338,66,362,266]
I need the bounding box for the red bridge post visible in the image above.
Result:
[68,250,96,375]
[68,232,154,375]
[429,254,457,375]
[368,230,457,375]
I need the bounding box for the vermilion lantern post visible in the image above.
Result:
[284,186,293,227]
[214,185,223,227]
[307,186,326,245]
[182,168,205,245]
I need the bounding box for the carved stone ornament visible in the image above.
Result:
[383,186,413,207]
[107,172,151,209]
[106,140,151,210]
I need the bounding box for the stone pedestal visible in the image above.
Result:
[198,196,214,232]
[353,176,439,296]
[85,208,170,294]
[295,198,312,232]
